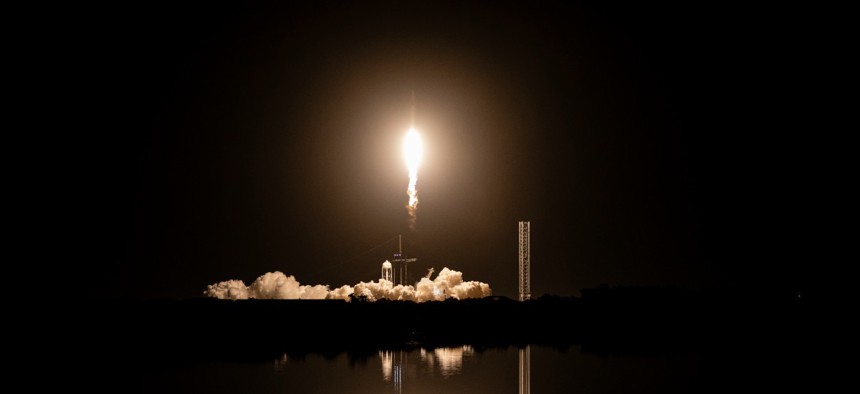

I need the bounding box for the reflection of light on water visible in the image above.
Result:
[394,364,402,393]
[378,346,473,391]
[274,353,288,371]
[420,348,433,369]
[435,345,473,376]
[380,350,394,381]
[274,345,490,391]
[419,345,473,377]
[519,346,530,394]
[379,350,405,393]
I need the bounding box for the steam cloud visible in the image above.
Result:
[205,267,491,302]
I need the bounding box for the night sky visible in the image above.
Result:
[65,2,823,299]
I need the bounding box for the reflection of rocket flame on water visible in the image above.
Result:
[403,92,423,230]
[380,349,407,393]
[379,346,473,392]
[428,345,473,376]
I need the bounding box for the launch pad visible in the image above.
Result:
[391,234,417,286]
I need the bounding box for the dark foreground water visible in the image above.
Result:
[84,337,820,394]
[78,296,816,393]
[129,344,762,394]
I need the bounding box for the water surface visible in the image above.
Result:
[140,345,707,393]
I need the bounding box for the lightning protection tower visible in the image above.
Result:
[518,221,531,301]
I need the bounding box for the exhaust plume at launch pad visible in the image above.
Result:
[204,267,491,302]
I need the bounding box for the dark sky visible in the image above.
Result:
[64,2,823,299]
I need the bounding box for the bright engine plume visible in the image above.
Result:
[403,91,423,230]
[404,127,423,230]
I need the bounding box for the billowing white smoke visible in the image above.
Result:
[327,285,354,301]
[352,268,491,302]
[204,279,249,300]
[205,267,491,302]
[247,272,330,299]
[204,271,329,300]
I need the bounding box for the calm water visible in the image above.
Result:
[139,345,711,393]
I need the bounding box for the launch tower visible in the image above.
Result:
[518,221,531,301]
[392,234,417,286]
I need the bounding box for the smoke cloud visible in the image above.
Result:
[205,267,491,302]
[204,279,249,300]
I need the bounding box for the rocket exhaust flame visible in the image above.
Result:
[404,127,423,230]
[403,91,423,230]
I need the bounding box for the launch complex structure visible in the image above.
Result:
[380,222,531,301]
[390,234,416,286]
[519,221,531,302]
